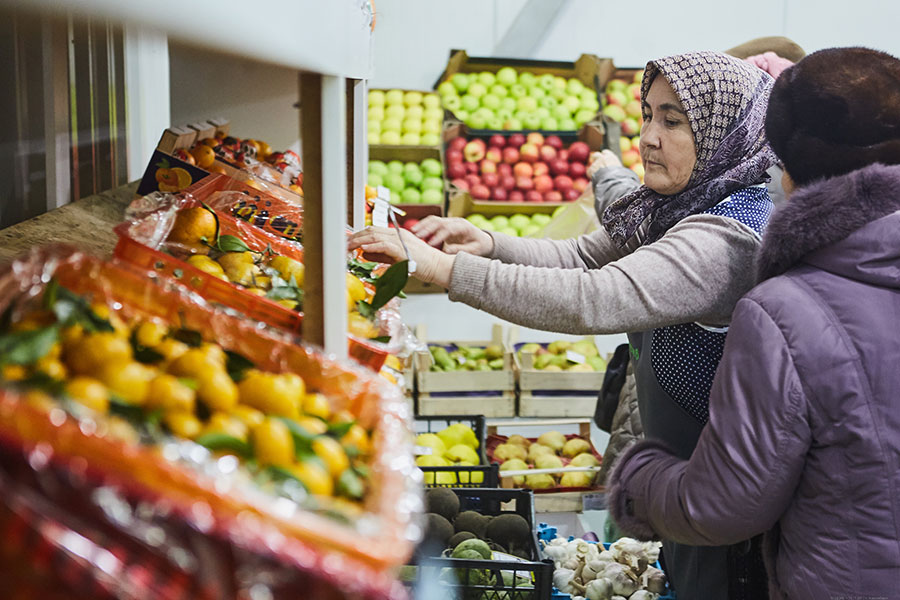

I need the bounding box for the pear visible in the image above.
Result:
[524,473,556,489]
[484,344,503,360]
[560,470,594,488]
[534,454,564,470]
[499,458,529,486]
[571,340,599,358]
[533,353,554,370]
[494,442,527,462]
[519,343,541,354]
[562,437,592,458]
[527,443,555,463]
[547,340,573,355]
[567,362,594,372]
[587,355,607,372]
[569,452,600,467]
[537,430,566,453]
[543,365,563,371]
[507,434,531,448]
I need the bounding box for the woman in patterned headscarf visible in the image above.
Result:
[350,52,776,597]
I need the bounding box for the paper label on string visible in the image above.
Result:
[566,350,586,364]
[372,186,391,228]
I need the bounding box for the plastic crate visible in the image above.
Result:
[537,524,676,599]
[414,415,498,488]
[406,488,553,600]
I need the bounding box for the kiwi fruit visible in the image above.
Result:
[453,510,489,538]
[425,487,460,522]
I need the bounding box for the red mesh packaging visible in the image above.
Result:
[113,175,394,371]
[0,245,423,600]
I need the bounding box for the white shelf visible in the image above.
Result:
[8,0,373,78]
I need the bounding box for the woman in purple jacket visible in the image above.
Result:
[609,46,900,599]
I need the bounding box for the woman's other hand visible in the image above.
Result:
[587,149,624,178]
[411,216,494,256]
[348,226,454,287]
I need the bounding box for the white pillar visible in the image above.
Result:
[123,24,169,181]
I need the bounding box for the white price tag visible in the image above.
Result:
[565,350,586,364]
[413,445,434,456]
[372,185,391,228]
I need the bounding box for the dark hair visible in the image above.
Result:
[765,47,900,186]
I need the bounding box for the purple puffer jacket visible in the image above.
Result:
[609,162,900,600]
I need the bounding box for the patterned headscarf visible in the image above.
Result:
[602,51,777,246]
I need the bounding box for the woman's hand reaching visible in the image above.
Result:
[410,216,494,256]
[587,149,624,178]
[348,226,455,288]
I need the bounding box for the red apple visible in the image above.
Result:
[550,158,569,176]
[499,174,516,190]
[534,175,554,194]
[485,147,502,164]
[558,149,569,162]
[497,163,513,177]
[492,187,508,201]
[502,147,520,164]
[544,190,563,203]
[481,159,498,174]
[539,145,557,162]
[448,137,467,153]
[508,133,526,148]
[567,162,586,179]
[488,134,506,148]
[621,148,641,168]
[572,177,590,193]
[563,189,580,201]
[526,132,545,146]
[568,141,590,163]
[451,178,469,191]
[447,163,466,179]
[482,172,499,188]
[554,175,574,194]
[508,190,525,203]
[516,176,535,191]
[465,162,479,174]
[513,163,533,179]
[525,190,544,203]
[470,184,491,200]
[464,139,487,162]
[545,135,564,150]
[621,118,641,137]
[465,174,482,189]
[533,162,550,177]
[445,149,463,165]
[519,143,539,163]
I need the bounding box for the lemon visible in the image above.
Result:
[252,417,294,467]
[97,362,154,405]
[231,404,266,429]
[347,312,377,338]
[346,273,367,303]
[415,455,449,468]
[65,376,109,413]
[66,332,132,375]
[154,338,189,364]
[187,255,226,277]
[312,436,349,477]
[341,424,371,454]
[288,460,333,496]
[34,356,66,379]
[146,374,196,413]
[204,412,249,442]
[302,392,329,420]
[1,365,27,381]
[164,412,203,439]
[167,348,219,378]
[269,256,304,286]
[216,252,254,274]
[445,444,480,464]
[295,416,328,435]
[197,369,238,412]
[135,320,168,348]
[438,423,478,450]
[238,370,301,419]
[415,433,446,457]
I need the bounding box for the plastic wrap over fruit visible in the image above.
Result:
[0,245,423,599]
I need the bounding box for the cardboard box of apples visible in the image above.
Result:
[435,50,615,132]
[444,123,605,221]
[367,88,444,147]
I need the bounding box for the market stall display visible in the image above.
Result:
[414,415,499,487]
[368,89,444,147]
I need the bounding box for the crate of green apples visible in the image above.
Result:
[367,146,445,230]
[464,211,555,238]
[435,51,614,132]
[413,324,516,418]
[367,88,443,146]
[512,335,609,418]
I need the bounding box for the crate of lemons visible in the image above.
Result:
[492,431,600,490]
[166,205,387,340]
[0,281,373,517]
[414,423,484,485]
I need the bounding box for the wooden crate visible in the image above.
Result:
[414,324,516,418]
[487,418,605,513]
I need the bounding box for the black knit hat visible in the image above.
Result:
[765,47,900,186]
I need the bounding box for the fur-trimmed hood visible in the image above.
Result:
[756,162,900,283]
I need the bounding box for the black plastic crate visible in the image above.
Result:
[405,488,553,600]
[414,415,500,488]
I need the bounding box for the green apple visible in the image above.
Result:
[367,119,382,133]
[368,106,385,121]
[517,97,538,112]
[451,73,470,93]
[554,76,568,90]
[421,159,442,177]
[387,160,404,173]
[504,117,523,130]
[550,87,568,102]
[540,117,559,130]
[491,215,510,230]
[368,160,388,177]
[402,118,422,134]
[467,213,488,226]
[487,116,504,130]
[406,105,424,120]
[581,97,600,112]
[384,172,405,191]
[461,95,480,113]
[401,188,421,204]
[421,189,442,204]
[401,132,421,145]
[367,172,384,187]
[367,132,380,144]
[389,190,402,204]
[490,84,508,98]
[566,79,585,95]
[480,220,495,231]
[539,96,559,110]
[404,91,423,107]
[501,97,518,112]
[468,113,487,129]
[496,108,514,122]
[420,132,440,146]
[538,74,556,91]
[423,94,441,109]
[473,107,494,121]
[518,72,537,87]
[574,109,595,125]
[522,113,542,130]
[437,81,457,97]
[422,176,443,191]
[382,117,402,133]
[442,95,462,111]
[496,67,517,87]
[535,107,550,120]
[422,119,441,135]
[381,130,401,144]
[481,94,501,111]
[562,96,581,113]
[552,205,567,218]
[580,89,597,103]
[521,223,542,237]
[509,84,528,99]
[404,169,423,188]
[606,79,627,93]
[529,86,547,101]
[455,110,469,122]
[369,90,385,106]
[559,118,577,130]
[551,105,570,121]
[385,104,405,120]
[498,227,519,237]
[509,214,530,232]
[468,82,487,98]
[404,161,421,173]
[423,107,444,121]
[532,213,551,226]
[385,89,404,105]
[477,72,496,88]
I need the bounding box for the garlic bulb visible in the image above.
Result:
[584,577,613,600]
[553,568,576,593]
[608,570,639,597]
[643,565,667,594]
[629,591,659,600]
